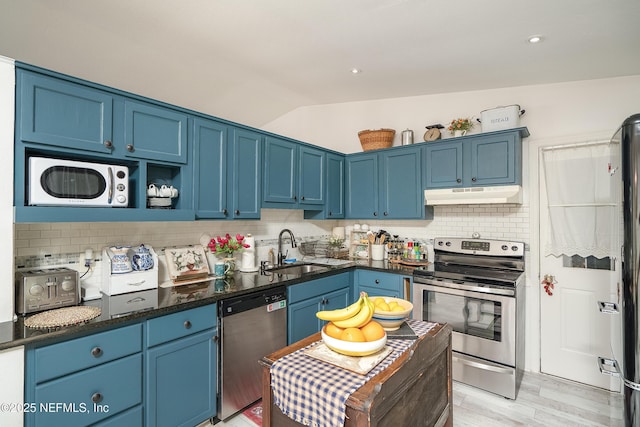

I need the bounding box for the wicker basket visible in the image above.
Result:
[358,129,395,151]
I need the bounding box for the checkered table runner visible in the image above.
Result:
[270,320,437,427]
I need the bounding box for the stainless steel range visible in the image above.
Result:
[412,237,525,399]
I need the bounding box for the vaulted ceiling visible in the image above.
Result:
[1,0,639,127]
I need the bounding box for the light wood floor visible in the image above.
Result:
[213,372,624,427]
[453,373,623,426]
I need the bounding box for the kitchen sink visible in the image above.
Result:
[265,263,330,276]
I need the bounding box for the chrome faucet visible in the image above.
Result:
[277,229,297,265]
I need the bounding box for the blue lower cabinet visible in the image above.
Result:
[145,304,218,427]
[32,354,142,426]
[287,272,352,344]
[355,270,408,300]
[25,324,143,426]
[145,329,217,427]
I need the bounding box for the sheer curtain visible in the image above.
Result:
[541,142,619,258]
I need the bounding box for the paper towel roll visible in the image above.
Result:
[332,227,345,239]
[240,234,257,272]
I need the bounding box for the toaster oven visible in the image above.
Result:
[15,267,80,314]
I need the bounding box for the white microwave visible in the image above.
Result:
[28,157,129,207]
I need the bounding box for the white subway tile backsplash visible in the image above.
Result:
[14,204,531,268]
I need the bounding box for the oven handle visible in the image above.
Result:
[415,282,514,302]
[452,355,514,375]
[414,279,515,297]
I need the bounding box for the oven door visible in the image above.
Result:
[413,280,516,366]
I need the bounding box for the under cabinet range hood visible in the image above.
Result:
[424,185,522,205]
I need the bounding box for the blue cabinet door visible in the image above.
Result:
[288,287,350,344]
[18,70,114,154]
[288,295,323,344]
[345,153,378,218]
[325,153,345,218]
[380,147,423,218]
[424,141,463,188]
[263,136,297,205]
[193,118,228,219]
[470,133,518,186]
[146,328,217,427]
[229,128,262,219]
[123,99,188,164]
[298,145,324,205]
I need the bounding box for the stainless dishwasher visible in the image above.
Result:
[218,286,287,420]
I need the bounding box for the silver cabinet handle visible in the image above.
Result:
[598,301,619,314]
[452,355,514,375]
[91,347,103,358]
[127,280,146,287]
[91,393,103,403]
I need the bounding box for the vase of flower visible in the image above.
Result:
[448,117,474,137]
[207,233,250,275]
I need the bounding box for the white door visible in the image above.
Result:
[539,142,621,391]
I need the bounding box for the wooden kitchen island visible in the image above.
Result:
[260,322,452,427]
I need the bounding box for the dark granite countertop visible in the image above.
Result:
[1,260,420,351]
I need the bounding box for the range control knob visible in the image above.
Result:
[437,241,444,246]
[29,284,44,295]
[501,245,508,251]
[445,241,451,247]
[512,246,519,252]
[61,280,75,291]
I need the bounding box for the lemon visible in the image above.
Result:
[377,301,390,311]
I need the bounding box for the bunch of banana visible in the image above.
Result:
[316,292,375,329]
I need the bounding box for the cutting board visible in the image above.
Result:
[304,343,392,375]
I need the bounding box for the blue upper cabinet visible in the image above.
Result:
[345,153,379,218]
[18,70,114,154]
[346,146,432,219]
[304,152,344,220]
[381,147,425,218]
[229,128,262,219]
[123,99,188,164]
[470,133,518,186]
[193,118,228,219]
[262,136,324,209]
[298,145,324,205]
[424,128,528,189]
[424,141,463,188]
[263,137,297,205]
[324,153,345,218]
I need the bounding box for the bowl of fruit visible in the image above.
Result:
[370,296,413,331]
[316,292,387,356]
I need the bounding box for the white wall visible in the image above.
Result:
[0,56,15,323]
[262,76,640,154]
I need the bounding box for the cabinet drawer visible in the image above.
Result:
[34,354,142,426]
[147,304,217,347]
[356,270,403,293]
[287,272,351,304]
[34,324,142,383]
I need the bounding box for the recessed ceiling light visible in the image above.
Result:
[350,68,362,74]
[528,35,543,44]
